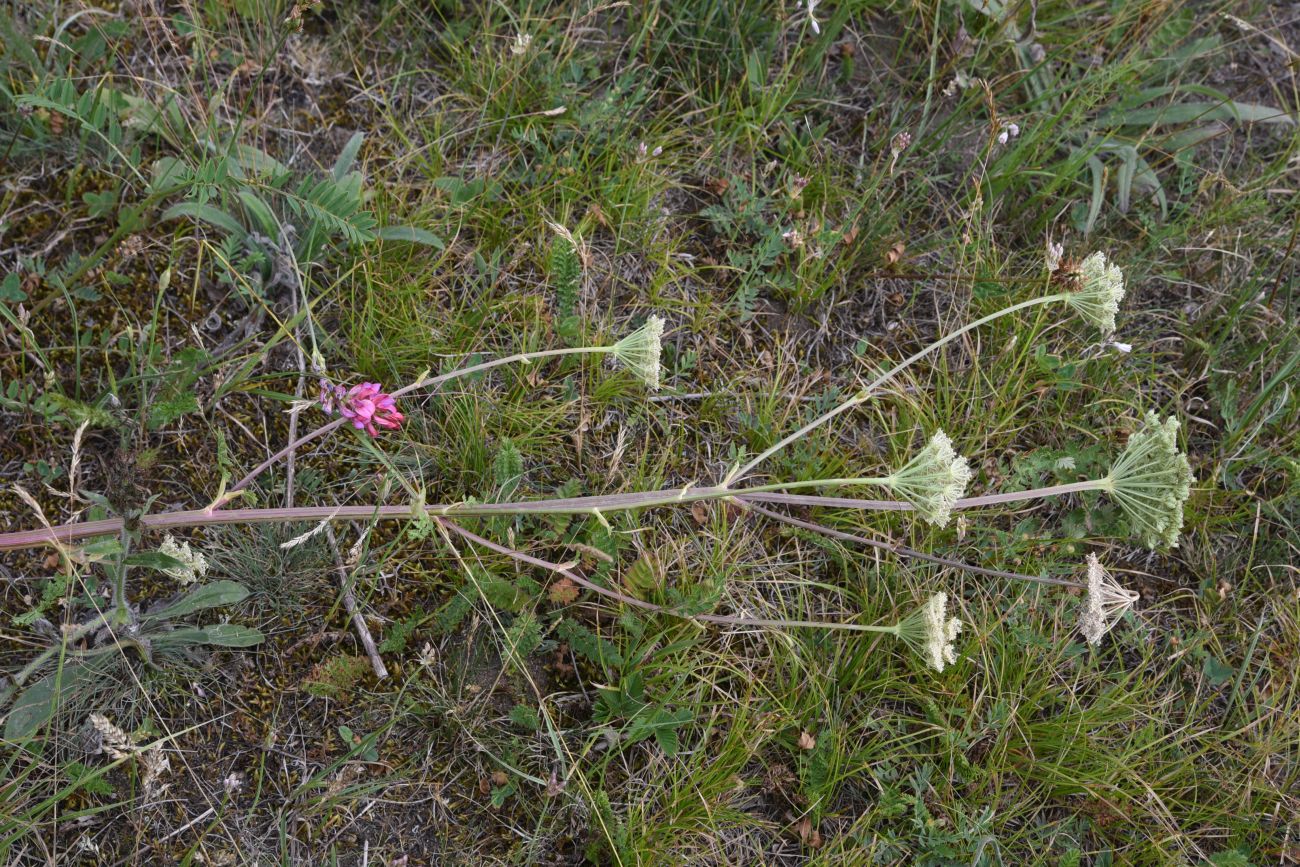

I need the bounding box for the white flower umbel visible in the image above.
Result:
[882,431,973,527]
[1100,412,1194,549]
[1079,554,1140,645]
[610,315,665,390]
[158,534,208,585]
[896,593,962,672]
[1065,251,1125,334]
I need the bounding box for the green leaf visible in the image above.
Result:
[0,272,26,303]
[1103,101,1294,128]
[200,624,264,646]
[375,225,444,248]
[157,623,264,647]
[124,551,189,572]
[509,704,540,732]
[1085,155,1106,235]
[160,202,247,240]
[4,665,91,741]
[332,131,365,180]
[1202,654,1235,687]
[237,189,280,237]
[143,580,250,621]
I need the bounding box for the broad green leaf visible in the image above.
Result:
[4,664,91,741]
[156,623,264,647]
[160,202,247,239]
[332,131,365,181]
[143,580,250,621]
[231,142,290,182]
[148,157,191,195]
[1103,101,1294,128]
[1085,155,1105,235]
[1115,146,1137,213]
[124,551,188,571]
[199,624,264,646]
[375,225,445,248]
[237,189,279,236]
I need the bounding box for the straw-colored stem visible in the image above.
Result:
[0,478,1114,552]
[725,293,1069,486]
[215,346,612,508]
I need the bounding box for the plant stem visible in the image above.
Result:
[0,478,1112,552]
[741,502,1081,588]
[213,346,612,509]
[744,478,1105,510]
[110,525,131,626]
[439,517,899,634]
[724,293,1070,485]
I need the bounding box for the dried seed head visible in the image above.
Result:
[1079,554,1140,645]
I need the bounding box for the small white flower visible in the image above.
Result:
[158,535,208,585]
[1103,412,1194,549]
[1110,341,1132,354]
[883,430,973,527]
[1046,240,1064,272]
[802,0,821,34]
[610,315,665,390]
[511,32,532,56]
[924,593,961,672]
[1079,554,1140,645]
[895,593,963,672]
[1066,251,1125,334]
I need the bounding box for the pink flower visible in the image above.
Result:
[320,380,405,436]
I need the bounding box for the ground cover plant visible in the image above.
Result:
[1,0,1297,864]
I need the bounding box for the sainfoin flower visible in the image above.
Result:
[1079,553,1139,645]
[883,430,973,527]
[321,381,405,436]
[896,593,962,672]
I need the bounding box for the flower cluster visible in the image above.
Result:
[883,430,973,527]
[158,534,208,585]
[896,593,962,672]
[610,315,665,390]
[1104,412,1194,549]
[1065,251,1125,334]
[320,380,405,436]
[1079,554,1140,645]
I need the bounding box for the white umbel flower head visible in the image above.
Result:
[1079,553,1140,645]
[158,534,208,585]
[883,430,973,527]
[1103,412,1194,549]
[1065,251,1125,334]
[897,592,962,672]
[610,315,665,390]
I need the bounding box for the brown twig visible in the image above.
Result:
[739,501,1080,588]
[325,523,388,679]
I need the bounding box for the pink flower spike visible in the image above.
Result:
[324,380,405,437]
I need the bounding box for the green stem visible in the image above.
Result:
[111,525,132,626]
[725,293,1070,485]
